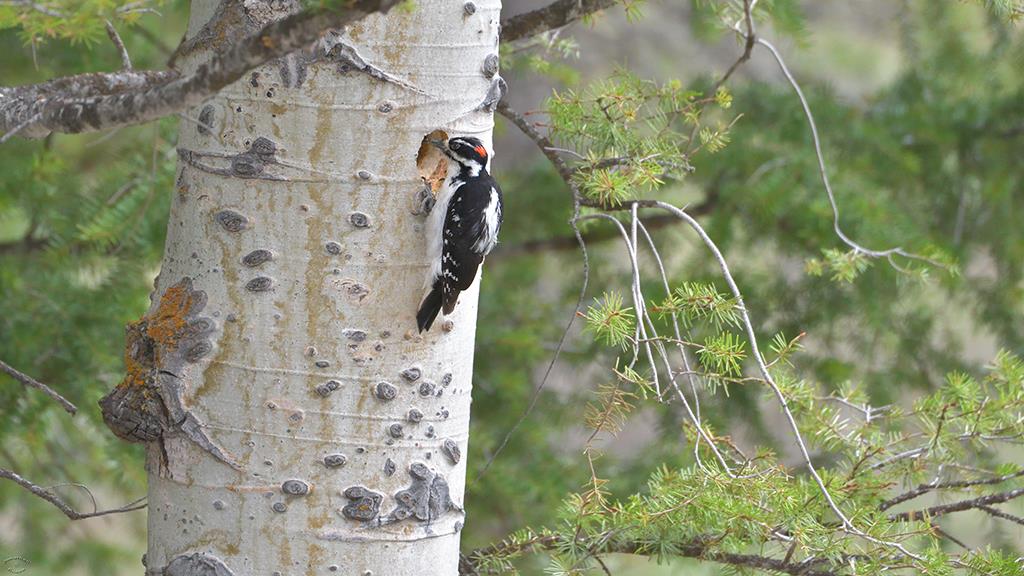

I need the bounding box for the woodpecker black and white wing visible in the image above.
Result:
[469,185,503,256]
[439,185,494,314]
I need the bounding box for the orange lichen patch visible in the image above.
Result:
[120,278,205,389]
[145,279,201,346]
[100,278,230,461]
[120,323,152,389]
[416,129,449,194]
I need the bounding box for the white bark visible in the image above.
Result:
[142,1,501,574]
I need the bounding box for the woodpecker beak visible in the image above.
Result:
[429,138,455,160]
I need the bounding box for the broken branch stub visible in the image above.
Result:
[99,277,239,469]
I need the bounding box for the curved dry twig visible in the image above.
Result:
[474,102,591,484]
[0,359,78,415]
[751,36,946,269]
[577,211,738,475]
[648,199,927,563]
[105,20,133,71]
[889,487,1024,523]
[0,467,146,520]
[879,468,1024,511]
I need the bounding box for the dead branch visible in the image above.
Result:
[889,487,1024,522]
[0,467,146,520]
[879,468,1024,511]
[500,0,618,43]
[0,0,401,139]
[0,359,78,415]
[105,20,133,71]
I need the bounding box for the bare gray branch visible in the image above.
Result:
[105,20,133,70]
[500,0,618,43]
[0,359,78,415]
[0,0,401,139]
[0,467,146,520]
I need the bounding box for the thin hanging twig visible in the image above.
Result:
[0,359,78,415]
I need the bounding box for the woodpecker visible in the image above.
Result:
[417,136,504,332]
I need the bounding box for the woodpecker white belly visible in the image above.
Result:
[424,161,462,288]
[417,136,504,333]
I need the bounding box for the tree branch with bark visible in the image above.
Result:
[0,0,403,139]
[0,0,620,141]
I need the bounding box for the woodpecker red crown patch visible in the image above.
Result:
[474,145,487,157]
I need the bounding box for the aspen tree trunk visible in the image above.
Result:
[118,2,502,574]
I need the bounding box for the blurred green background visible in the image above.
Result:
[2,1,1023,574]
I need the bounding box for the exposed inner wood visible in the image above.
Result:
[417,129,449,195]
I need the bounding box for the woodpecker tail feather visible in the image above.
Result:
[442,286,460,315]
[417,280,444,333]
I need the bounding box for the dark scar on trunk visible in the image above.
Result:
[380,461,461,525]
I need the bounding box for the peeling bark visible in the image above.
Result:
[135,1,501,574]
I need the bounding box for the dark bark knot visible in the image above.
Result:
[215,210,249,232]
[245,276,274,292]
[315,380,340,397]
[482,53,499,78]
[374,381,397,401]
[281,479,310,496]
[323,453,347,468]
[344,329,367,341]
[477,76,507,112]
[349,211,371,227]
[382,462,460,524]
[241,249,273,267]
[441,439,461,465]
[197,105,216,135]
[340,463,461,526]
[341,486,383,521]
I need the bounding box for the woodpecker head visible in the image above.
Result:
[431,136,489,173]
